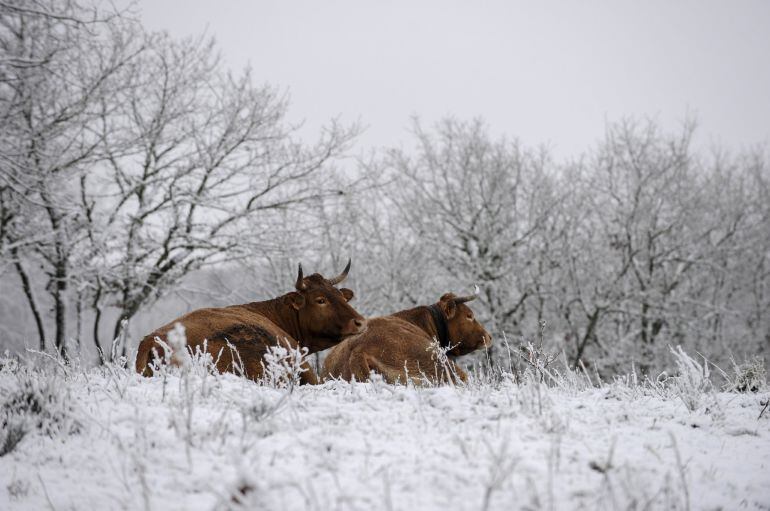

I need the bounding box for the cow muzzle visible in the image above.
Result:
[341,318,367,337]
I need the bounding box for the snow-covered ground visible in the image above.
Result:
[1,354,769,511]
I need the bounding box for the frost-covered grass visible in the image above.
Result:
[1,350,769,511]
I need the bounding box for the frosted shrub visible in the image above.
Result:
[216,464,279,511]
[728,356,767,393]
[0,418,25,457]
[167,322,191,370]
[424,338,460,384]
[260,342,308,389]
[148,322,190,375]
[0,371,80,455]
[6,475,30,500]
[161,323,212,454]
[0,354,20,374]
[516,369,567,433]
[669,346,712,411]
[187,341,220,397]
[508,321,560,386]
[549,353,594,394]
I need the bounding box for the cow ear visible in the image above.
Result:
[286,292,306,310]
[439,293,457,319]
[340,288,354,302]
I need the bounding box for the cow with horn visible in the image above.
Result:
[322,289,491,385]
[135,260,367,384]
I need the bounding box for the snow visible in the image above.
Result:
[1,359,769,510]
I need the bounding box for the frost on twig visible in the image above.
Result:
[727,356,766,393]
[425,338,462,384]
[167,322,191,371]
[260,342,309,390]
[670,345,712,412]
[0,370,80,456]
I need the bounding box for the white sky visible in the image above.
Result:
[138,0,770,160]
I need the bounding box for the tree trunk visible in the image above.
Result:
[75,290,82,354]
[111,311,132,361]
[572,308,600,368]
[11,247,47,351]
[42,198,69,360]
[639,301,654,374]
[92,288,104,364]
[52,257,68,360]
[111,259,179,360]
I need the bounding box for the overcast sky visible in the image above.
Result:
[139,0,770,160]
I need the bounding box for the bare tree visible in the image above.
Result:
[0,0,144,358]
[685,149,770,358]
[1,3,358,361]
[84,33,359,358]
[557,119,769,373]
[387,118,560,349]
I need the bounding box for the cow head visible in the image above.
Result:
[436,291,492,356]
[285,260,367,351]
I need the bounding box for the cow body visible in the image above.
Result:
[135,264,366,383]
[322,293,491,385]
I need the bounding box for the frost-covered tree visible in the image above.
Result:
[0,2,359,360]
[685,150,770,359]
[0,0,144,357]
[317,173,435,316]
[559,120,770,373]
[85,33,359,357]
[387,118,561,345]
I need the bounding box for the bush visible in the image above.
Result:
[260,343,309,390]
[669,346,712,412]
[728,356,767,393]
[0,371,80,456]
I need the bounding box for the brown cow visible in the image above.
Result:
[135,261,367,384]
[322,292,491,385]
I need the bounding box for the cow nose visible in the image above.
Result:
[352,318,367,333]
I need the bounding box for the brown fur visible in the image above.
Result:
[322,293,491,385]
[135,271,366,384]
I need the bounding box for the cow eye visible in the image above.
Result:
[467,314,474,321]
[315,298,327,305]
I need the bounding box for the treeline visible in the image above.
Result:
[1,1,768,374]
[333,118,770,374]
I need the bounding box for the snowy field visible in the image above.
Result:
[1,353,769,511]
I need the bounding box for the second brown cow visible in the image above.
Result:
[322,292,491,384]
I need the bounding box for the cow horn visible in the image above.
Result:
[328,258,351,286]
[295,263,307,291]
[453,284,480,304]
